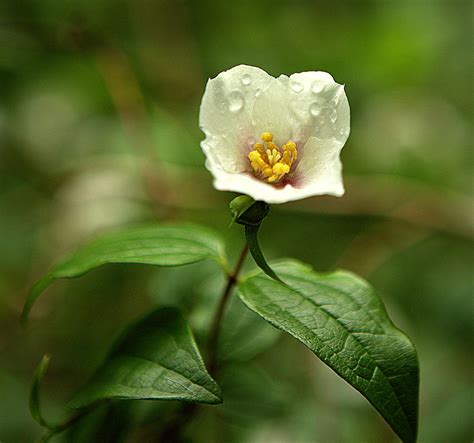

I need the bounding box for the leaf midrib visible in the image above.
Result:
[82,353,219,403]
[78,231,220,254]
[245,276,413,435]
[282,270,387,334]
[123,352,219,398]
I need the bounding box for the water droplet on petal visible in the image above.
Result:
[208,135,218,146]
[310,102,321,117]
[228,91,244,113]
[255,88,262,97]
[339,128,347,136]
[311,79,325,94]
[241,74,252,86]
[290,80,304,93]
[330,111,338,123]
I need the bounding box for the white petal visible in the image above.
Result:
[251,71,350,147]
[211,155,341,204]
[249,74,298,145]
[199,65,274,174]
[295,136,345,196]
[289,71,350,145]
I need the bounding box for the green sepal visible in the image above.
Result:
[229,196,270,226]
[244,224,284,284]
[229,196,282,283]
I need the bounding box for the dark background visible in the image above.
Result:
[0,0,472,441]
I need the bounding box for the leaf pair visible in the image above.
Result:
[25,223,419,442]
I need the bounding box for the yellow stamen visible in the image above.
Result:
[272,162,290,175]
[248,132,297,184]
[253,142,265,156]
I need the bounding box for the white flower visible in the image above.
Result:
[199,65,350,204]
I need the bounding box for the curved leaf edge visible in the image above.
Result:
[68,306,223,409]
[237,258,419,443]
[21,223,227,324]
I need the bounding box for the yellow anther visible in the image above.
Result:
[283,141,296,150]
[248,131,297,185]
[267,175,279,183]
[262,166,273,177]
[266,149,273,163]
[272,162,290,175]
[267,141,278,151]
[248,151,261,162]
[253,142,265,155]
[281,151,291,165]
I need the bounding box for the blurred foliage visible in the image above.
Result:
[0,0,472,441]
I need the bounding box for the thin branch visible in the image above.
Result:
[207,241,249,375]
[153,242,249,443]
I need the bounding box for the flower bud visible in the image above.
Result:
[229,195,270,226]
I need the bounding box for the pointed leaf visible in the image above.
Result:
[30,355,53,430]
[70,307,222,408]
[22,224,226,322]
[237,260,419,443]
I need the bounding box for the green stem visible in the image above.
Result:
[207,241,249,375]
[154,242,249,442]
[38,405,96,442]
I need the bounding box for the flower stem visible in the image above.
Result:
[154,242,249,442]
[207,242,249,375]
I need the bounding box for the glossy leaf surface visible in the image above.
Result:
[70,307,222,408]
[237,260,419,443]
[22,224,225,321]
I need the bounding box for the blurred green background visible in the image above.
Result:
[0,0,472,441]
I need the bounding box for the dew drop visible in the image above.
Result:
[290,80,304,93]
[228,91,244,112]
[330,111,338,123]
[332,89,342,105]
[255,88,262,97]
[310,102,321,117]
[241,74,252,86]
[311,79,325,94]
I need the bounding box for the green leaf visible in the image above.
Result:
[22,223,226,322]
[56,402,134,443]
[69,307,222,408]
[218,294,280,363]
[237,260,419,443]
[30,355,53,430]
